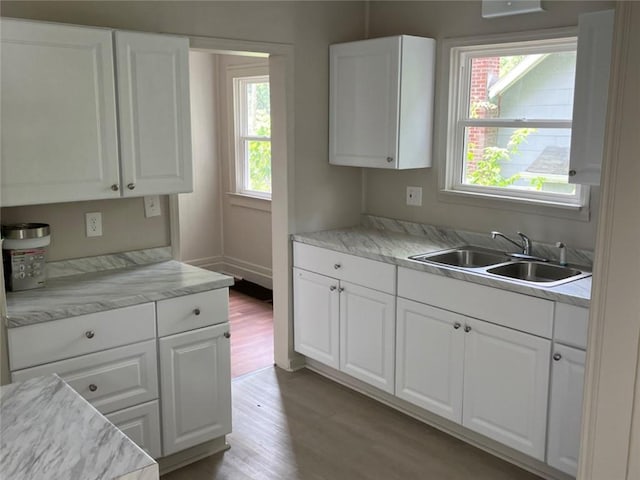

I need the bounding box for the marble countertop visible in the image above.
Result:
[292,226,591,307]
[6,260,234,328]
[0,375,158,480]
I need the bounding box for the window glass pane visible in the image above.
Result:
[246,81,271,137]
[463,126,576,195]
[245,140,271,194]
[468,51,576,120]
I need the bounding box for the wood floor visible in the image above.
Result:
[162,367,542,480]
[229,289,274,378]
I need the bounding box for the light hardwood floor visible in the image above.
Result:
[162,367,542,480]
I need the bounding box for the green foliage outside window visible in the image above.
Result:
[247,82,271,194]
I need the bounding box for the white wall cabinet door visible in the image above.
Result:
[462,318,551,460]
[339,282,396,393]
[395,299,465,423]
[293,268,340,369]
[115,31,193,196]
[547,344,586,477]
[1,19,120,206]
[159,323,232,456]
[329,35,434,169]
[106,400,162,459]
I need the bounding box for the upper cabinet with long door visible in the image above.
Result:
[115,31,192,196]
[569,9,615,185]
[329,35,435,169]
[0,19,193,207]
[1,19,121,206]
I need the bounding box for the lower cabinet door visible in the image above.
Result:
[159,323,232,456]
[395,299,465,422]
[293,268,340,369]
[339,282,395,393]
[462,318,551,460]
[106,400,162,459]
[547,343,586,477]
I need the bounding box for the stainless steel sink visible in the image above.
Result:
[486,261,591,286]
[410,246,511,268]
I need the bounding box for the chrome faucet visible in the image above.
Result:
[491,231,532,255]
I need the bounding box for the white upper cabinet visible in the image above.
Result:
[569,9,615,185]
[1,19,120,206]
[329,35,435,169]
[0,19,193,207]
[115,31,193,196]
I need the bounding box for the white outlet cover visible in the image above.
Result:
[85,212,102,237]
[144,196,161,218]
[406,186,423,207]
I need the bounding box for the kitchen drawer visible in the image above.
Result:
[8,302,156,370]
[106,400,162,459]
[293,242,396,294]
[12,339,158,414]
[397,267,554,338]
[554,303,589,350]
[156,289,229,337]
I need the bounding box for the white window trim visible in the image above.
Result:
[226,64,271,201]
[437,27,591,220]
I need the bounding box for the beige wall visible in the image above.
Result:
[365,0,615,251]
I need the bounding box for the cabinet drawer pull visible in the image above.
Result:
[464,325,472,333]
[89,384,98,392]
[386,157,394,163]
[329,285,337,291]
[111,184,119,191]
[453,322,461,330]
[85,330,95,339]
[334,263,341,270]
[193,308,201,316]
[553,353,562,361]
[224,332,231,339]
[127,183,136,190]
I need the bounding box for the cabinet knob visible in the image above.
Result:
[111,184,119,191]
[338,287,345,293]
[85,330,95,339]
[453,322,461,330]
[194,308,201,316]
[386,157,393,163]
[334,263,341,270]
[464,325,472,333]
[127,183,136,190]
[89,384,98,392]
[553,353,562,361]
[568,170,577,177]
[224,332,231,339]
[329,285,337,291]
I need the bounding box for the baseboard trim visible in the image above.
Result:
[157,437,229,476]
[223,256,272,289]
[305,359,572,480]
[184,255,224,272]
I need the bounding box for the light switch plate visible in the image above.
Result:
[85,212,102,237]
[406,186,423,207]
[144,196,161,218]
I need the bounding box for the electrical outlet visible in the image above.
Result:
[85,212,102,237]
[144,195,161,218]
[406,186,423,207]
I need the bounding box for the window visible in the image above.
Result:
[445,35,587,208]
[233,75,271,199]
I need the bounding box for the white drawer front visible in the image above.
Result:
[107,400,162,459]
[12,340,158,414]
[293,242,396,294]
[8,302,156,370]
[397,267,554,338]
[156,289,229,337]
[554,303,589,349]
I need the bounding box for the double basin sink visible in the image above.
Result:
[409,246,591,287]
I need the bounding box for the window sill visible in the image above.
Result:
[226,192,272,212]
[438,188,591,222]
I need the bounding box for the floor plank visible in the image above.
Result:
[162,367,542,480]
[229,290,274,378]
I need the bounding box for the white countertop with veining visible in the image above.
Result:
[292,225,591,308]
[6,260,234,328]
[0,375,158,480]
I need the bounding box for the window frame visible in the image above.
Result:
[231,70,271,200]
[441,29,590,212]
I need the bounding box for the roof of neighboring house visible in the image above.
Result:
[525,145,569,176]
[488,54,549,100]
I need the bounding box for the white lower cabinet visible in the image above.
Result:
[547,344,586,476]
[106,400,162,459]
[159,323,232,456]
[396,298,464,422]
[462,317,551,461]
[340,281,395,393]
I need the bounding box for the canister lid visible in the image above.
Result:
[1,223,50,240]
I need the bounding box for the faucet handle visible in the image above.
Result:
[516,232,531,255]
[556,242,568,266]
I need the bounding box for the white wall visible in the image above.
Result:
[365,0,615,250]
